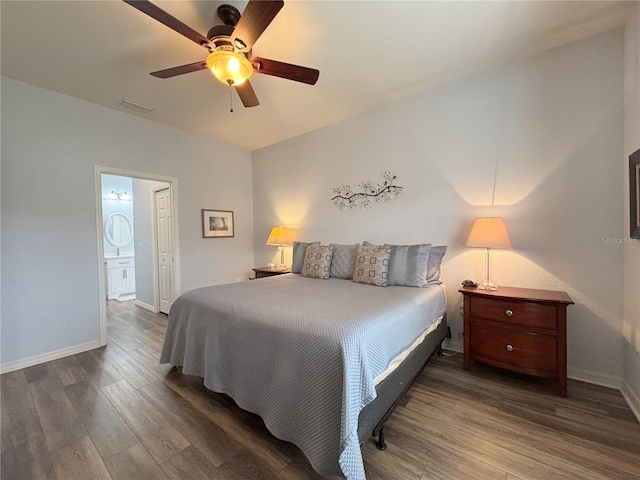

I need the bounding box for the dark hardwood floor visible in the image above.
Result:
[2,300,639,479]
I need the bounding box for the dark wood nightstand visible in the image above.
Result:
[252,266,291,279]
[459,286,574,397]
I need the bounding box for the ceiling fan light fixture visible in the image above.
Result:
[206,51,253,86]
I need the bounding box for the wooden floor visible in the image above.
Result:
[2,300,640,480]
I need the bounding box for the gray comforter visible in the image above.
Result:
[160,274,446,479]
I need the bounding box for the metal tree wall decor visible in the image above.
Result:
[331,171,404,210]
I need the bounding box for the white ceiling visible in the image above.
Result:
[1,1,635,151]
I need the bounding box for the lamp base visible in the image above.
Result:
[480,248,498,290]
[276,247,288,271]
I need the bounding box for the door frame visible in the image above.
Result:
[94,166,180,346]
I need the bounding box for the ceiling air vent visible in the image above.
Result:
[118,97,156,113]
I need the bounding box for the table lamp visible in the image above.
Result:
[266,226,294,271]
[465,217,512,290]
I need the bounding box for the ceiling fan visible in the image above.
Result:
[123,0,319,108]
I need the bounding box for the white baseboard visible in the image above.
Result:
[0,340,101,374]
[621,380,640,422]
[567,366,623,390]
[134,299,158,313]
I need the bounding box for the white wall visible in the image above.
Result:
[1,77,254,366]
[623,5,640,412]
[252,31,625,381]
[132,178,168,310]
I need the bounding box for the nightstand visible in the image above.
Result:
[459,286,574,397]
[252,266,291,279]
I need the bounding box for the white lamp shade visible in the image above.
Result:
[465,217,512,249]
[266,226,293,246]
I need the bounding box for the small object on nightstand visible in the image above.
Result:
[252,266,291,279]
[462,279,477,288]
[459,285,574,397]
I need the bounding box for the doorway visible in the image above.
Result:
[95,166,180,346]
[102,174,137,302]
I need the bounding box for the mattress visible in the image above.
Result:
[373,314,444,385]
[161,274,446,479]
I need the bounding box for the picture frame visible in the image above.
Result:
[202,209,234,238]
[631,149,640,240]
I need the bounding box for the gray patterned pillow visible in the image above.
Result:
[292,241,320,273]
[426,245,447,284]
[352,245,392,287]
[329,244,359,279]
[301,245,335,279]
[384,243,431,287]
[364,241,447,285]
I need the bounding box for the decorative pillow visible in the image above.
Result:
[426,245,447,284]
[352,245,392,287]
[291,241,320,273]
[384,243,431,287]
[300,245,335,279]
[329,244,359,279]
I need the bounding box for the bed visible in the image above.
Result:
[160,273,448,479]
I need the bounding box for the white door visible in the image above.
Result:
[156,188,173,314]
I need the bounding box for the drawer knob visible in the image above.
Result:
[506,344,514,352]
[505,309,513,317]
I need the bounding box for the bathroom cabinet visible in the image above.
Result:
[106,256,135,299]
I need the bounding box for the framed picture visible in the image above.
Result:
[631,149,640,240]
[202,209,234,238]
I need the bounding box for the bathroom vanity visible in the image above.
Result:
[105,254,136,299]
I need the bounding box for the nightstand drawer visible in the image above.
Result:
[470,323,558,377]
[469,296,557,331]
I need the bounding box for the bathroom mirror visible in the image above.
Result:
[105,213,133,247]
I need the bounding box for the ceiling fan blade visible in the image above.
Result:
[251,57,319,85]
[235,81,260,108]
[150,61,208,79]
[231,0,283,51]
[123,0,213,50]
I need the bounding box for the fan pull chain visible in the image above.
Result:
[229,88,234,113]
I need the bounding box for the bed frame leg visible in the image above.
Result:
[436,342,443,356]
[375,426,387,450]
